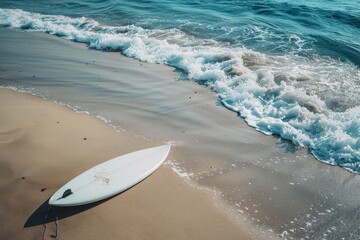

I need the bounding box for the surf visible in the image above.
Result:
[0,8,359,173]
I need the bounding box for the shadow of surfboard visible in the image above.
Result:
[23,197,113,228]
[23,173,152,228]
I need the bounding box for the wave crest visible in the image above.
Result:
[1,8,359,173]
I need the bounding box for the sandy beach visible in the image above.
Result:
[0,88,252,240]
[1,27,359,240]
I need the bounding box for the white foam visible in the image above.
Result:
[166,161,194,180]
[1,8,359,173]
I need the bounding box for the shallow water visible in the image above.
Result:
[1,27,360,240]
[0,1,359,172]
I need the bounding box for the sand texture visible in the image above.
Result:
[1,27,359,239]
[0,89,251,240]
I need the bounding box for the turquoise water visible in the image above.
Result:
[0,0,359,173]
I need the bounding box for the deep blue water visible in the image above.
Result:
[2,0,360,65]
[0,0,359,173]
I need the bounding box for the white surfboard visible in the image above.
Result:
[49,144,170,207]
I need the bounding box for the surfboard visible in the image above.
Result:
[48,144,171,207]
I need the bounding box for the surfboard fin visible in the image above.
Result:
[62,189,73,198]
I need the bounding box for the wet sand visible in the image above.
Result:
[0,88,251,240]
[1,27,359,239]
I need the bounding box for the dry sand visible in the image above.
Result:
[1,27,359,240]
[0,89,251,240]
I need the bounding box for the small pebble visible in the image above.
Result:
[84,138,87,140]
[41,188,47,192]
[21,177,26,180]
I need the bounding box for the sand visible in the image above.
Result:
[0,88,252,240]
[1,27,359,240]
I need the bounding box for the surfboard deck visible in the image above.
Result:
[49,144,171,207]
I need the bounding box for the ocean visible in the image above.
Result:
[1,1,360,239]
[0,1,359,172]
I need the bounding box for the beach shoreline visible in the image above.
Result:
[1,27,359,239]
[0,88,253,240]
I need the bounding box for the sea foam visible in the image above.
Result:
[1,8,359,173]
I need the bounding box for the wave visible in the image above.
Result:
[1,8,359,173]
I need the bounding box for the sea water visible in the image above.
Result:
[0,0,359,173]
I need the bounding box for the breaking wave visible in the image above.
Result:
[1,8,359,173]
